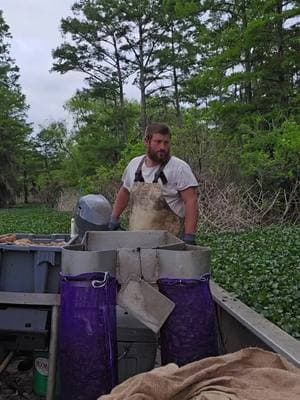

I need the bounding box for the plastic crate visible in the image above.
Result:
[0,234,70,293]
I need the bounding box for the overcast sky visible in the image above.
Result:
[0,0,89,132]
[1,0,139,133]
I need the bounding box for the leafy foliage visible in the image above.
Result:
[198,225,300,338]
[1,1,300,226]
[0,11,31,206]
[60,94,140,194]
[240,119,300,184]
[0,205,71,235]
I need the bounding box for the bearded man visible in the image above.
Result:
[109,122,199,245]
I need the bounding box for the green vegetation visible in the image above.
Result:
[0,2,299,224]
[199,226,300,339]
[0,11,31,207]
[0,205,71,235]
[0,1,299,338]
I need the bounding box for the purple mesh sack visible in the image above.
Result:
[59,272,117,400]
[158,273,218,366]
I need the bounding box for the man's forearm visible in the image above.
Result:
[180,187,199,234]
[111,186,130,219]
[184,198,199,234]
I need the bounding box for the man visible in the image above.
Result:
[109,122,199,245]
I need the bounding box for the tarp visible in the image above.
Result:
[99,347,300,400]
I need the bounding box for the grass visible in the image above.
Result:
[198,225,300,339]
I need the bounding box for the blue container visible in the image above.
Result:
[0,234,70,293]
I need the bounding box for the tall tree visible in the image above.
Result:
[61,91,139,190]
[34,122,70,175]
[185,0,300,130]
[153,0,202,126]
[118,0,169,134]
[53,0,173,136]
[0,10,31,206]
[52,0,129,137]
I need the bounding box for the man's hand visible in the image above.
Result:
[108,216,120,231]
[109,186,130,230]
[183,233,196,245]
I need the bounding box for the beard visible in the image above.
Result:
[147,147,170,164]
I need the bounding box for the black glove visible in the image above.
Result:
[183,233,196,245]
[108,216,120,231]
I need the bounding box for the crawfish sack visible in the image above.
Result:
[59,272,117,400]
[158,274,218,366]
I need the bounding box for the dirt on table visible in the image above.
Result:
[0,235,17,244]
[0,234,66,247]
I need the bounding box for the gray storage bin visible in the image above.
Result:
[82,230,185,251]
[0,234,70,293]
[62,230,185,276]
[158,246,211,278]
[62,244,117,276]
[62,243,211,279]
[117,306,157,383]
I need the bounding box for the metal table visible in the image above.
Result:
[0,292,60,400]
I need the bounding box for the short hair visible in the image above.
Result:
[144,122,171,140]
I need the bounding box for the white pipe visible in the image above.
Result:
[46,305,59,400]
[70,217,76,238]
[0,351,14,375]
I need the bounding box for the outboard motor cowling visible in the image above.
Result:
[75,194,112,237]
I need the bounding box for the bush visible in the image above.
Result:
[0,204,71,234]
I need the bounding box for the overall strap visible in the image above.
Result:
[153,156,171,185]
[134,156,146,182]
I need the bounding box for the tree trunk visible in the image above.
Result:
[241,0,252,104]
[171,24,183,127]
[23,167,28,204]
[112,33,128,140]
[276,1,288,108]
[139,20,147,136]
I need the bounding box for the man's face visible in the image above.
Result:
[145,133,171,163]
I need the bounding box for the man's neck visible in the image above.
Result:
[144,156,160,168]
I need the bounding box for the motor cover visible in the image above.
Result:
[75,194,112,236]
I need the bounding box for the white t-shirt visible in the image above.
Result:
[122,155,198,218]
